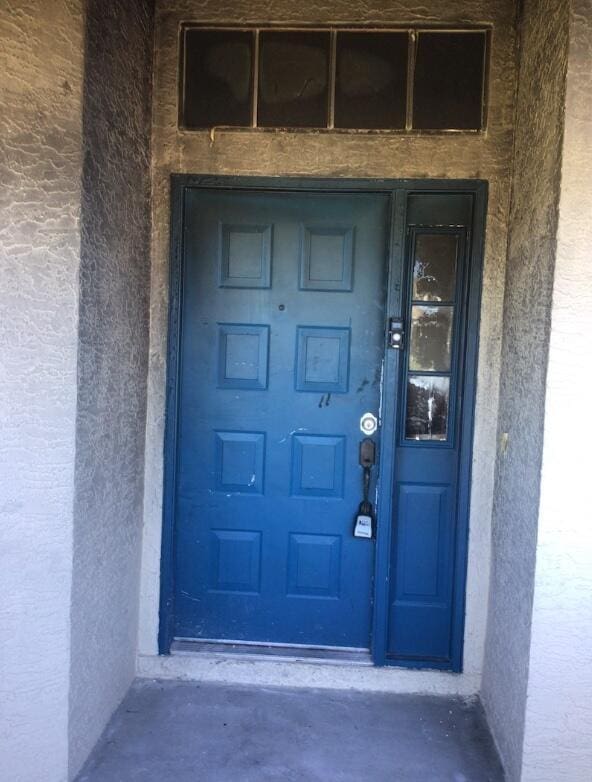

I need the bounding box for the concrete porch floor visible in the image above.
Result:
[76,680,504,781]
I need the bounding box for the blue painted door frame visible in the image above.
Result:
[160,175,487,671]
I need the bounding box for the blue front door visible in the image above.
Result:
[165,180,485,667]
[174,190,389,648]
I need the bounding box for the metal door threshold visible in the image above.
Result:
[171,638,373,666]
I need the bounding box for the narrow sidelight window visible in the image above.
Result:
[405,232,460,442]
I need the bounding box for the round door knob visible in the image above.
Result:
[360,412,378,435]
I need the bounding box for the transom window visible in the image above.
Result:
[180,26,489,132]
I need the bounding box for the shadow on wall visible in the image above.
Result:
[68,0,154,778]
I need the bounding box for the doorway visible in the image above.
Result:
[160,177,486,670]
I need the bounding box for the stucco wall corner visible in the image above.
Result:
[68,1,155,778]
[0,2,85,780]
[520,1,592,779]
[480,0,586,780]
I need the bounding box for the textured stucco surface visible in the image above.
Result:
[0,2,154,779]
[480,2,570,779]
[521,1,592,779]
[0,3,84,780]
[68,1,154,778]
[139,0,519,699]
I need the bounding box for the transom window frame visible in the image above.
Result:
[178,24,491,134]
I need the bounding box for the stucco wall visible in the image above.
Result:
[139,0,519,695]
[521,1,592,779]
[68,1,154,778]
[0,2,84,781]
[480,1,570,779]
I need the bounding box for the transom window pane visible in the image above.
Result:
[413,32,486,130]
[334,32,408,129]
[180,27,488,131]
[258,31,330,128]
[183,29,254,128]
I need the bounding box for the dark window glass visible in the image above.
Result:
[413,234,458,302]
[335,32,408,129]
[405,376,450,441]
[409,305,454,372]
[258,31,330,128]
[183,29,254,128]
[412,32,485,130]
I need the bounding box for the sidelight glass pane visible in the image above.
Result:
[258,31,330,128]
[409,305,453,371]
[412,31,486,130]
[413,234,458,302]
[183,29,254,128]
[405,376,450,441]
[334,32,408,129]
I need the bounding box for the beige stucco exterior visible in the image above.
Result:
[520,2,592,778]
[0,3,84,779]
[481,0,571,777]
[0,2,153,779]
[1,1,591,780]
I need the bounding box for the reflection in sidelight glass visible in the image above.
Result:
[409,305,453,371]
[405,376,450,441]
[413,234,458,302]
